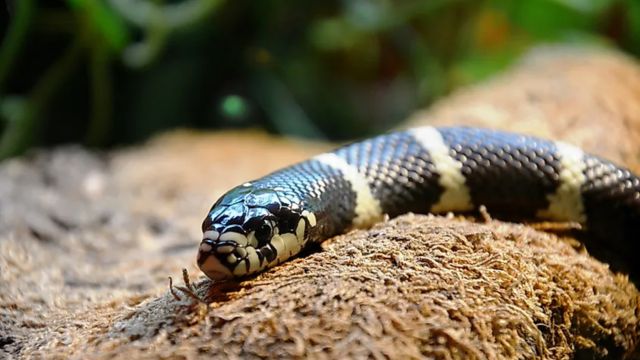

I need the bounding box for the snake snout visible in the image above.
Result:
[196,239,214,266]
[197,240,234,280]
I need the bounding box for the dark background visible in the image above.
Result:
[0,0,638,159]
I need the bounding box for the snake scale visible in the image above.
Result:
[197,126,640,280]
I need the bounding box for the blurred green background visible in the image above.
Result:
[0,0,638,159]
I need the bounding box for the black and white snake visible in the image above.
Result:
[197,126,640,280]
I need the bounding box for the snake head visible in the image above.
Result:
[197,183,317,280]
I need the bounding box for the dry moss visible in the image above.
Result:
[105,215,638,359]
[2,46,640,359]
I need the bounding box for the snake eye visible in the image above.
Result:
[255,222,273,244]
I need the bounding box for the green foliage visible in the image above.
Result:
[66,0,129,51]
[0,0,638,159]
[220,95,249,121]
[629,0,640,54]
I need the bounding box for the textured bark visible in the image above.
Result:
[1,46,639,359]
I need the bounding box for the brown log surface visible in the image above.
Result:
[1,46,639,359]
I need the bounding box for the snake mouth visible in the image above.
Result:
[200,256,233,280]
[197,240,234,280]
[198,241,234,280]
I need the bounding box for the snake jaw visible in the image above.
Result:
[197,239,234,280]
[197,230,262,279]
[197,232,247,280]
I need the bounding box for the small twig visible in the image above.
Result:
[478,205,492,223]
[530,221,582,232]
[168,268,207,304]
[168,276,181,301]
[182,268,194,292]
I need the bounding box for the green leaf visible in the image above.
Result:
[549,0,616,16]
[309,18,357,51]
[628,0,640,55]
[452,48,520,86]
[220,95,249,121]
[66,0,129,51]
[495,0,593,39]
[0,96,29,124]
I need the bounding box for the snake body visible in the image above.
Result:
[197,126,640,280]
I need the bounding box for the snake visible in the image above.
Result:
[196,126,640,280]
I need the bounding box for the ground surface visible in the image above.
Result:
[1,46,640,359]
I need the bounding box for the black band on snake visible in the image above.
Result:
[196,126,640,280]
